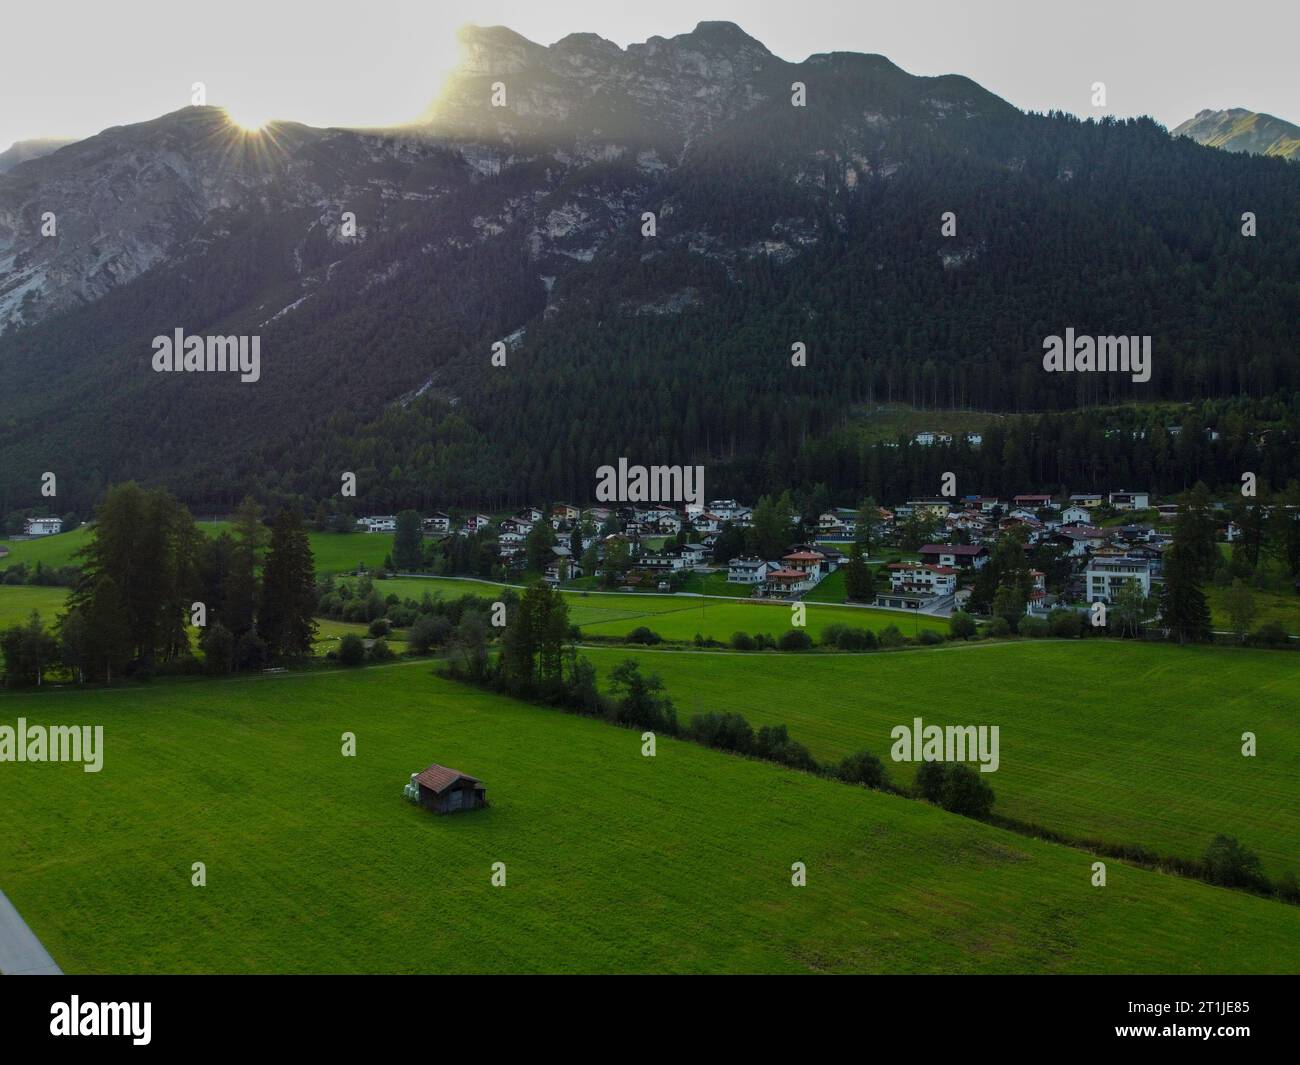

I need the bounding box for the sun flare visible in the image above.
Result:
[224,107,273,133]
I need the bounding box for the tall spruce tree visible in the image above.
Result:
[258,509,318,659]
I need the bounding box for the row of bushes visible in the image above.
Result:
[0,561,79,587]
[619,622,948,652]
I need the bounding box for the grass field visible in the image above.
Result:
[582,640,1300,881]
[0,662,1296,974]
[0,525,394,579]
[343,576,949,642]
[0,585,69,629]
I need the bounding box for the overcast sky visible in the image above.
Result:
[2,0,1297,151]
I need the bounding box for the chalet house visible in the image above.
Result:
[1108,490,1150,511]
[728,557,770,584]
[422,512,450,535]
[1013,494,1055,510]
[919,544,989,570]
[729,506,754,528]
[551,503,580,523]
[364,515,397,533]
[583,506,614,525]
[681,542,709,566]
[691,512,725,533]
[638,553,687,574]
[498,530,526,548]
[21,517,63,537]
[1084,557,1152,603]
[1057,524,1110,556]
[816,546,846,571]
[707,499,747,522]
[1061,505,1092,525]
[1069,492,1104,509]
[961,496,1003,515]
[546,546,578,582]
[761,567,814,598]
[782,550,826,581]
[404,764,487,814]
[506,514,535,534]
[817,511,850,536]
[913,431,953,447]
[965,433,983,447]
[520,506,544,523]
[1028,569,1047,606]
[464,513,493,534]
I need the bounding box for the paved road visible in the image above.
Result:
[0,890,62,974]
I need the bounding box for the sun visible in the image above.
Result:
[223,106,274,134]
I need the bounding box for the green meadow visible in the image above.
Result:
[349,576,948,642]
[0,663,1296,974]
[0,585,69,629]
[583,640,1300,880]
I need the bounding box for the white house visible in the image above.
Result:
[1108,490,1150,511]
[422,512,450,535]
[885,563,957,596]
[728,557,770,584]
[22,517,62,536]
[918,543,988,570]
[364,516,396,533]
[1061,505,1092,525]
[463,513,493,534]
[1084,557,1152,603]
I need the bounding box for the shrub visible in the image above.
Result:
[878,624,905,648]
[687,711,755,754]
[823,624,876,650]
[625,627,662,645]
[1048,608,1084,638]
[939,764,996,818]
[987,616,1012,637]
[342,601,369,623]
[1249,622,1290,648]
[1203,835,1266,890]
[729,631,756,651]
[913,761,949,803]
[838,750,890,789]
[949,612,977,639]
[777,629,813,651]
[754,724,818,771]
[368,618,392,638]
[368,638,395,662]
[408,615,451,655]
[199,623,234,675]
[1019,616,1049,639]
[338,633,366,666]
[754,633,776,650]
[387,606,417,628]
[917,629,944,645]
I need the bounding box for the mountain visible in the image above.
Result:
[0,137,79,174]
[1,22,1299,514]
[1173,108,1300,160]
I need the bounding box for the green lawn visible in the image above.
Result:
[0,585,69,629]
[0,662,1296,974]
[583,640,1300,881]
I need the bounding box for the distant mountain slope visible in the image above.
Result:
[1173,108,1300,159]
[0,137,79,173]
[0,22,1299,513]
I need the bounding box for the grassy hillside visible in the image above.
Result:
[583,640,1300,880]
[0,662,1295,974]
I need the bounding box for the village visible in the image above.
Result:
[341,483,1185,619]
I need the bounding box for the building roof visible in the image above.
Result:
[783,551,825,561]
[415,764,483,794]
[919,543,986,555]
[888,562,957,575]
